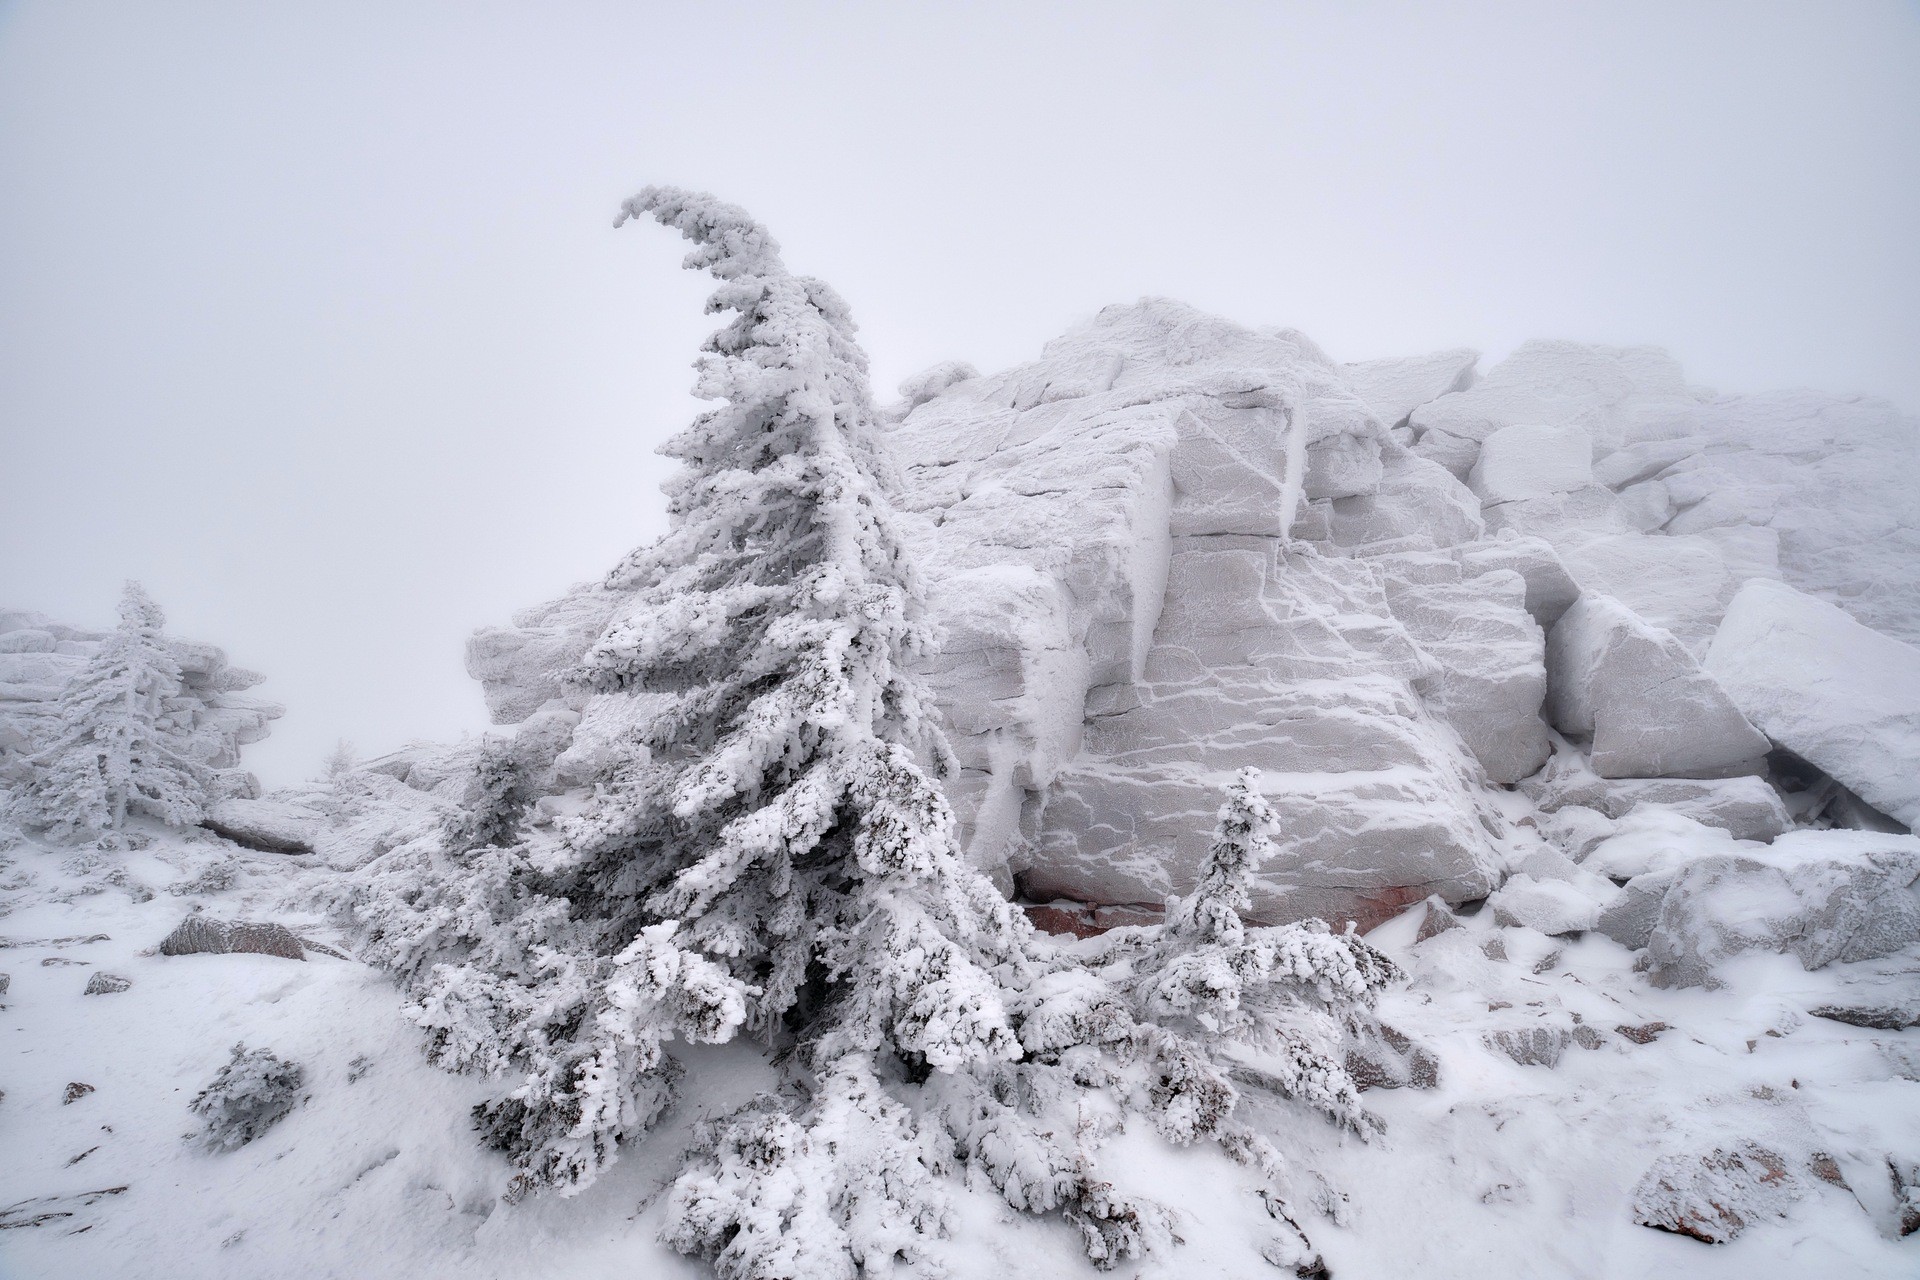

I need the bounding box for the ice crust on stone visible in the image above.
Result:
[1640,830,1920,988]
[1409,339,1705,476]
[1468,423,1594,506]
[1340,347,1478,432]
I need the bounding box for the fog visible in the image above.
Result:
[2,1,1916,785]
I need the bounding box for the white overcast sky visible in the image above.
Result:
[3,1,1917,785]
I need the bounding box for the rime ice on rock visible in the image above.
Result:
[1639,829,1920,988]
[883,306,1515,928]
[1545,595,1769,780]
[1340,347,1478,434]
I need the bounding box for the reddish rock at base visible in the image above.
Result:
[1348,883,1445,936]
[1023,903,1102,940]
[1023,900,1166,939]
[1092,903,1165,931]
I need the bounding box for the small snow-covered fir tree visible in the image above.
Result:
[442,737,532,853]
[320,738,357,780]
[1098,768,1400,1134]
[8,582,210,842]
[916,773,1398,1274]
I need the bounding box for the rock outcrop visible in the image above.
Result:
[461,301,1920,932]
[1640,830,1920,987]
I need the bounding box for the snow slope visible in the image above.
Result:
[4,820,1917,1278]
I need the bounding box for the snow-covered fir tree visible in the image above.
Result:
[7,582,211,843]
[344,188,1032,1235]
[342,191,1408,1277]
[917,772,1399,1274]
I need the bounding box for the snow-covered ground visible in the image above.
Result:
[5,824,1914,1279]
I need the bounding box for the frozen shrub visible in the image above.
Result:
[188,1043,305,1152]
[953,768,1403,1272]
[663,1059,955,1280]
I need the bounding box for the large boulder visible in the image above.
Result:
[1325,447,1485,551]
[1705,579,1920,831]
[1633,1144,1805,1243]
[1642,829,1920,988]
[1026,542,1501,928]
[1408,340,1704,471]
[866,302,1506,922]
[1458,535,1581,629]
[1339,347,1478,431]
[1554,533,1734,647]
[1545,595,1769,779]
[202,798,325,854]
[160,916,306,961]
[1656,389,1920,646]
[1468,423,1594,506]
[1382,564,1549,783]
[1599,775,1789,843]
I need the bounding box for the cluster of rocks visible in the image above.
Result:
[463,299,1920,942]
[0,607,283,780]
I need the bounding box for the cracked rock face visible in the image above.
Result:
[887,301,1510,928]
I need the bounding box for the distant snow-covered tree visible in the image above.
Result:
[8,582,210,843]
[320,738,357,780]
